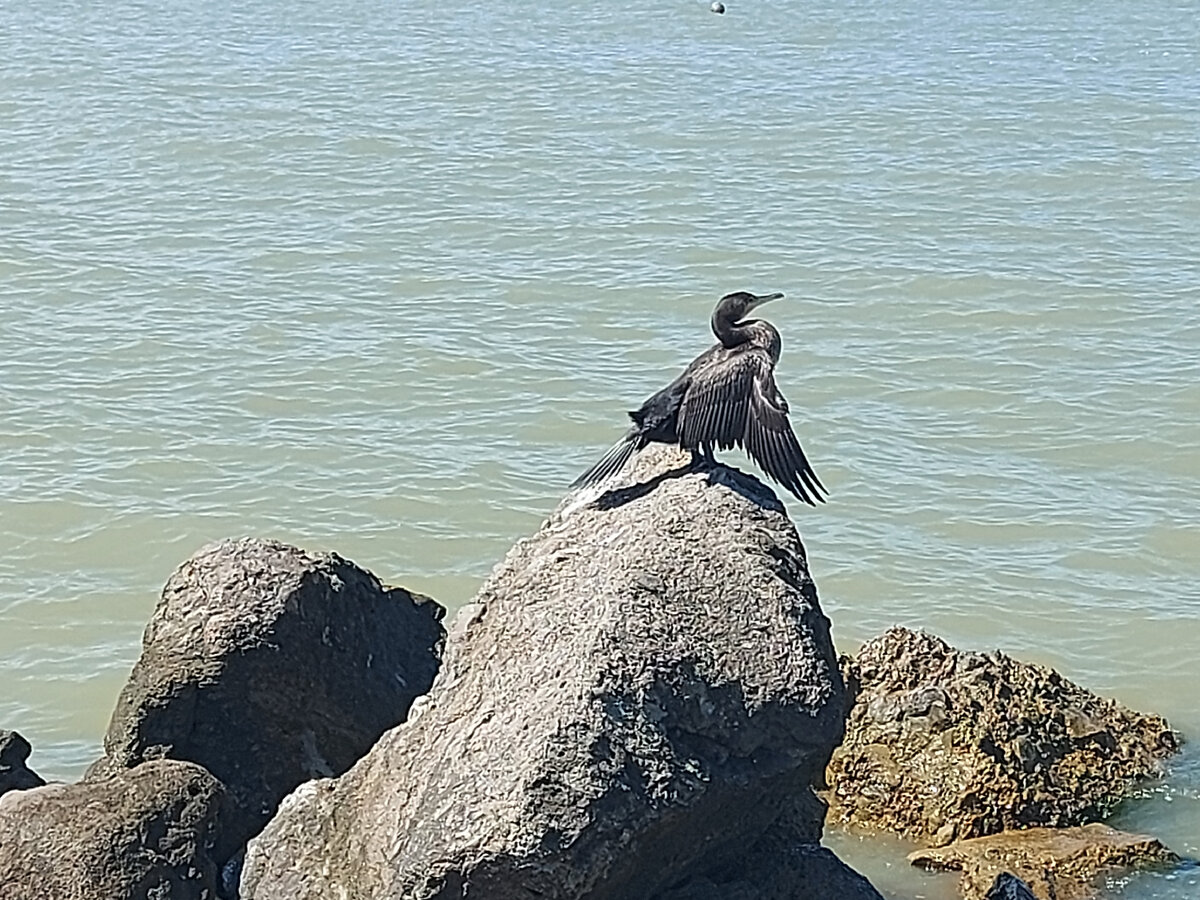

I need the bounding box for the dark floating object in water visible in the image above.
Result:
[571,291,827,505]
[711,2,725,13]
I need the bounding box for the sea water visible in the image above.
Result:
[2,1,1197,896]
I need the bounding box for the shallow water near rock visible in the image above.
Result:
[1,1,1197,897]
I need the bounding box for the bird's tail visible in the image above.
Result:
[569,431,642,492]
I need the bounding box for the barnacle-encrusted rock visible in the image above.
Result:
[826,627,1179,844]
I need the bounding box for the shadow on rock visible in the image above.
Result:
[590,452,787,516]
[0,730,44,797]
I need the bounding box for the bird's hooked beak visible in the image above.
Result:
[747,291,784,311]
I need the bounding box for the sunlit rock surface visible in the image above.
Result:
[0,759,226,900]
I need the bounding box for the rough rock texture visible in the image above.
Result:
[0,729,44,797]
[0,759,226,900]
[909,824,1179,900]
[88,537,445,856]
[241,446,878,900]
[826,627,1179,843]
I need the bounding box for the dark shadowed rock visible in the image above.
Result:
[983,872,1039,900]
[0,729,44,797]
[0,759,226,900]
[909,824,1179,900]
[241,446,879,900]
[826,627,1179,843]
[657,836,884,900]
[87,537,445,857]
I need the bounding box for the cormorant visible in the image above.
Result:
[571,291,827,505]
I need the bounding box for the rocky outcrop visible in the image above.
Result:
[241,447,879,900]
[0,729,44,797]
[909,824,1179,900]
[0,759,227,900]
[87,537,445,857]
[825,627,1179,843]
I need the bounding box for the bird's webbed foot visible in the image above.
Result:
[689,446,717,470]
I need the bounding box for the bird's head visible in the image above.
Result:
[716,290,784,323]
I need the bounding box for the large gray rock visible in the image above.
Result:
[0,730,44,797]
[242,446,875,900]
[825,627,1179,843]
[88,538,445,856]
[0,759,226,900]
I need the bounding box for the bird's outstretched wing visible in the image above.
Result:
[679,350,827,505]
[677,349,755,453]
[743,360,827,505]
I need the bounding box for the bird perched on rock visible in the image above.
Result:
[571,291,827,505]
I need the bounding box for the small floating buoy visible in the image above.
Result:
[711,2,725,13]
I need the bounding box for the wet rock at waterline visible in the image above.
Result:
[86,537,445,858]
[0,759,227,900]
[909,824,1179,900]
[0,729,45,797]
[826,627,1179,843]
[242,445,879,900]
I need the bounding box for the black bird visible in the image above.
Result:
[571,290,827,504]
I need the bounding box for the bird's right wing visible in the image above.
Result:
[676,350,759,453]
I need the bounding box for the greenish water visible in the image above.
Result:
[1,1,1197,896]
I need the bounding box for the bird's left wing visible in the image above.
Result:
[742,357,828,505]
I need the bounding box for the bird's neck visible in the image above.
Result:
[711,311,755,348]
[712,315,779,357]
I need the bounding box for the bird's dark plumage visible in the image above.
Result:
[571,291,827,505]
